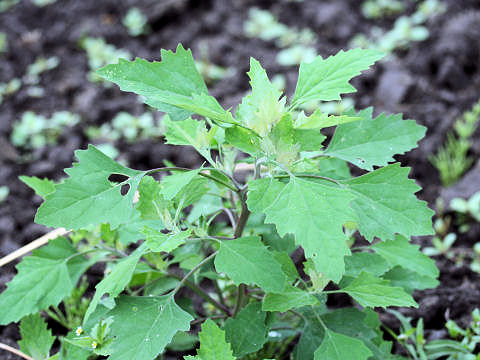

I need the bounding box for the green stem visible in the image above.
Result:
[146,166,240,192]
[171,251,218,295]
[169,272,230,316]
[274,173,341,186]
[232,189,251,317]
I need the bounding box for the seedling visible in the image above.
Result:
[85,111,164,143]
[0,31,7,53]
[0,78,20,104]
[244,8,317,65]
[80,37,131,83]
[362,0,405,19]
[430,99,480,186]
[11,111,80,150]
[387,308,480,359]
[0,45,437,359]
[351,0,445,55]
[122,7,148,37]
[24,56,59,85]
[0,186,9,203]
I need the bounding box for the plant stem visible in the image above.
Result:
[191,314,228,326]
[146,166,239,192]
[274,173,341,186]
[169,272,230,316]
[171,251,218,295]
[232,188,251,317]
[0,343,33,360]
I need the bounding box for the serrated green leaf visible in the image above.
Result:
[341,271,417,308]
[263,286,318,312]
[107,295,193,360]
[214,236,286,292]
[164,117,213,163]
[192,319,236,360]
[343,164,434,241]
[325,108,426,170]
[143,227,191,253]
[272,251,299,282]
[247,176,355,282]
[317,158,351,180]
[160,169,202,200]
[224,302,268,357]
[116,207,163,245]
[382,266,439,294]
[97,44,233,123]
[372,235,439,279]
[84,244,146,323]
[291,48,384,108]
[137,176,172,221]
[296,307,397,360]
[36,145,146,230]
[314,329,372,360]
[344,252,390,278]
[225,125,261,155]
[294,110,361,129]
[18,313,55,360]
[0,237,90,325]
[19,175,55,198]
[237,58,285,137]
[173,176,210,209]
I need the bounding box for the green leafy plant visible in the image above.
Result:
[85,111,164,144]
[0,44,437,359]
[80,37,131,83]
[0,0,18,12]
[430,99,480,186]
[362,0,405,19]
[0,185,9,203]
[0,78,20,104]
[387,308,480,360]
[351,0,445,55]
[11,110,80,151]
[122,7,148,37]
[244,8,317,65]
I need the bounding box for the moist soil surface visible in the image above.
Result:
[1,0,480,358]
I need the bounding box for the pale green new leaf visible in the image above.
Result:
[314,329,372,360]
[224,302,268,358]
[372,235,439,279]
[19,175,55,198]
[108,295,193,360]
[0,237,90,325]
[247,177,355,282]
[236,58,285,137]
[342,271,417,308]
[164,117,213,163]
[294,110,361,129]
[160,169,201,200]
[97,44,233,123]
[325,108,426,170]
[291,48,384,108]
[263,286,318,312]
[18,313,55,360]
[214,236,286,292]
[137,176,172,221]
[143,227,191,253]
[194,319,236,360]
[36,145,146,230]
[343,164,434,241]
[84,244,146,323]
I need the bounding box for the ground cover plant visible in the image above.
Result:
[0,44,440,359]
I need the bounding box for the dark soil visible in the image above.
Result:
[1,0,480,358]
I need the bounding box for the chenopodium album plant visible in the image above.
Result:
[0,44,439,360]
